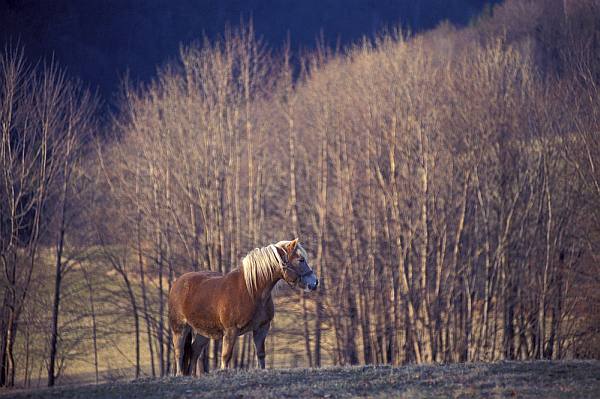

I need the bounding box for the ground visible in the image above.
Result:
[4,361,600,398]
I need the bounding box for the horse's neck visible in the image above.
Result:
[250,268,281,304]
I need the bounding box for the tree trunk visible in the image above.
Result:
[122,272,141,378]
[82,266,99,384]
[48,161,70,387]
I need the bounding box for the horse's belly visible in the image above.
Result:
[188,321,223,339]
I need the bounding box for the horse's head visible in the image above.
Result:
[274,239,319,291]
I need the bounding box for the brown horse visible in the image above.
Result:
[168,238,318,375]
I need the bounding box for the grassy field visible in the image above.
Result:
[4,361,600,398]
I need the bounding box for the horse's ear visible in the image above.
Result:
[284,238,299,254]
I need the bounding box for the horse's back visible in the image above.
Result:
[176,270,224,287]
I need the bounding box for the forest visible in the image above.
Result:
[1,0,600,389]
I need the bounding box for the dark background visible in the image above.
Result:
[1,0,497,101]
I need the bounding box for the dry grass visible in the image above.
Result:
[4,361,600,398]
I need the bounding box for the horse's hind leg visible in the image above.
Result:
[188,333,209,376]
[174,324,192,376]
[172,329,183,376]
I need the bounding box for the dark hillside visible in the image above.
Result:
[0,0,498,100]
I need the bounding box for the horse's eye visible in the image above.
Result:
[299,258,305,263]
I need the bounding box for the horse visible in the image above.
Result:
[168,238,318,375]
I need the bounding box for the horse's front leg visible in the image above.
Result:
[221,328,238,369]
[253,322,270,369]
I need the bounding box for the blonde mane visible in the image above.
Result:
[242,245,282,296]
[241,241,307,296]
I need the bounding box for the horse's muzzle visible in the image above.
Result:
[302,272,319,291]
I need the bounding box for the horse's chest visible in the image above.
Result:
[238,303,272,334]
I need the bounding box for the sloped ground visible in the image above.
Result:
[4,361,600,398]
